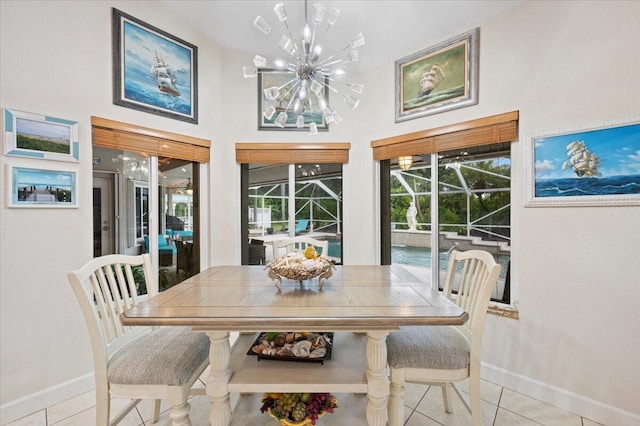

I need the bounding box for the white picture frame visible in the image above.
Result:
[525,118,640,207]
[7,165,78,208]
[3,108,79,162]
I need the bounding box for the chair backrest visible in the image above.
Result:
[272,236,329,260]
[295,219,309,234]
[67,254,156,382]
[442,250,501,348]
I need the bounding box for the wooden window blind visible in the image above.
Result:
[235,142,351,164]
[91,116,211,162]
[370,111,519,160]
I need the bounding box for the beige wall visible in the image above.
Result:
[1,1,639,424]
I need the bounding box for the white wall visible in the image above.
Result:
[356,2,640,424]
[1,1,639,425]
[0,1,222,422]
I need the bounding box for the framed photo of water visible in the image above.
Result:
[526,120,640,207]
[112,8,198,124]
[395,28,479,123]
[7,166,77,208]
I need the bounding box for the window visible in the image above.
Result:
[242,163,343,265]
[236,142,350,266]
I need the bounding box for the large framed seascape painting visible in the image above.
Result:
[395,27,479,123]
[7,166,77,208]
[112,8,198,123]
[258,69,328,131]
[526,120,640,207]
[3,109,78,162]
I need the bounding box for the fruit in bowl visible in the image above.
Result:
[261,392,338,425]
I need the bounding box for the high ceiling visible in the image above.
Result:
[161,0,525,73]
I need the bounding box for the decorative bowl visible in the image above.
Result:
[266,253,335,289]
[267,408,325,426]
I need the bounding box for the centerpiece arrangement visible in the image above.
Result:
[260,392,338,426]
[266,246,335,289]
[248,331,333,364]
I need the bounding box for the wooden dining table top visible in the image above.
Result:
[120,265,468,331]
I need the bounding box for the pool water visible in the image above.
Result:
[392,245,451,269]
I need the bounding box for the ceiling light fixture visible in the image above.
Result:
[185,178,193,196]
[398,156,413,171]
[243,1,364,135]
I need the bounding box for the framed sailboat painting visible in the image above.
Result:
[525,119,640,207]
[112,8,198,123]
[395,28,479,123]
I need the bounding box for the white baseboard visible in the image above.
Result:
[0,373,94,425]
[482,362,640,426]
[3,366,640,426]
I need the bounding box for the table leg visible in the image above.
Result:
[365,331,389,426]
[205,331,232,426]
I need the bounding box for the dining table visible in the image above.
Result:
[120,265,468,426]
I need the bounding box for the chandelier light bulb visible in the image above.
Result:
[303,24,312,44]
[253,55,268,67]
[296,115,305,128]
[273,59,288,69]
[309,122,318,135]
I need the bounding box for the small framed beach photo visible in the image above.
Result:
[7,166,77,208]
[395,28,479,123]
[112,8,198,123]
[525,120,640,207]
[257,69,329,132]
[3,109,79,162]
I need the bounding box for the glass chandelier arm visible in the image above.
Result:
[280,19,303,63]
[325,76,364,93]
[315,78,359,109]
[312,7,339,60]
[315,45,354,68]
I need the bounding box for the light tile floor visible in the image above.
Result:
[4,375,605,426]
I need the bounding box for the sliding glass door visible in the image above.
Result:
[92,146,200,291]
[383,142,511,303]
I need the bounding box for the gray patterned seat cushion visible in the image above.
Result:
[386,326,470,370]
[108,327,209,386]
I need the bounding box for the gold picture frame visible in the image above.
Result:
[395,28,479,122]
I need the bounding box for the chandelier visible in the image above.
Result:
[243,1,364,135]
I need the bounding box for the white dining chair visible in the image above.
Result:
[67,253,209,426]
[272,235,329,260]
[386,250,501,426]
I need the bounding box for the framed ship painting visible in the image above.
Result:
[395,28,479,123]
[526,120,640,207]
[7,166,77,208]
[257,69,328,132]
[3,109,79,162]
[112,8,198,123]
